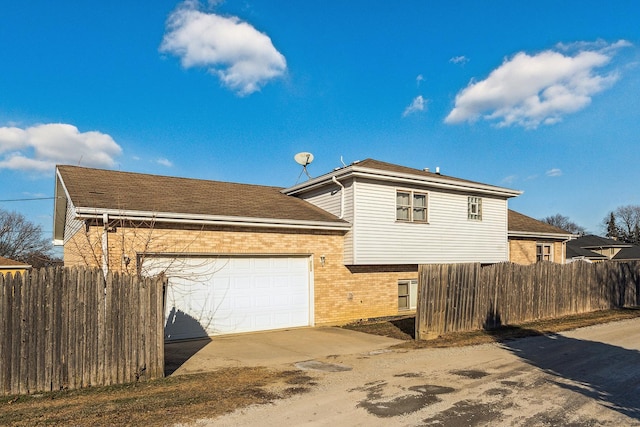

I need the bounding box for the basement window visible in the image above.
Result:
[398,279,418,310]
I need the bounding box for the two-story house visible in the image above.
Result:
[54,159,521,339]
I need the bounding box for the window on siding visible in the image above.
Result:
[396,191,428,222]
[468,197,482,220]
[398,279,418,310]
[536,243,553,262]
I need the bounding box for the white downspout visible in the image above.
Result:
[102,212,109,274]
[332,176,345,219]
[561,237,573,264]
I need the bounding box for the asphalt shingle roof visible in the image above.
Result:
[565,246,607,260]
[613,246,640,261]
[57,165,346,224]
[0,256,30,267]
[567,234,632,249]
[355,158,511,190]
[508,210,572,235]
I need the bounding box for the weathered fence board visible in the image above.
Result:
[0,267,166,395]
[417,261,640,340]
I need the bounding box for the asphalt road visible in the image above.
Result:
[193,318,640,426]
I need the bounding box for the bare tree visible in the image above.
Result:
[540,214,586,235]
[0,208,55,264]
[604,205,640,244]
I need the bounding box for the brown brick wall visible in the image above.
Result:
[64,223,416,326]
[509,238,565,265]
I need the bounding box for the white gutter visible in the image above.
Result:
[74,208,351,231]
[561,237,573,264]
[508,231,576,240]
[331,176,345,219]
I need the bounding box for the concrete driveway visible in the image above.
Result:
[165,327,402,375]
[195,318,640,426]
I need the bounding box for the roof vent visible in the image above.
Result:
[423,167,430,172]
[435,166,441,175]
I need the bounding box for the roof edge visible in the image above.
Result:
[74,207,351,231]
[284,164,522,198]
[508,231,575,239]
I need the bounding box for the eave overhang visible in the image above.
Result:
[284,165,523,198]
[508,231,576,240]
[72,207,351,232]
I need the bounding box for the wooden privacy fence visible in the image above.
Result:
[0,267,166,395]
[416,261,640,340]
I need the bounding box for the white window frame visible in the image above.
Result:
[398,279,418,310]
[468,196,482,221]
[396,190,428,223]
[536,243,553,262]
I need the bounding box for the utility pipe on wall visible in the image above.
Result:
[102,212,109,275]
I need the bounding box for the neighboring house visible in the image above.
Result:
[507,210,574,264]
[0,256,31,276]
[53,159,521,339]
[612,245,640,262]
[566,235,640,262]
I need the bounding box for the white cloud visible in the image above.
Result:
[403,95,427,117]
[0,123,122,173]
[501,175,517,185]
[445,40,631,128]
[416,74,424,86]
[450,56,469,65]
[546,168,562,177]
[156,158,173,167]
[160,1,287,96]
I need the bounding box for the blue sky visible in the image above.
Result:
[1,0,639,240]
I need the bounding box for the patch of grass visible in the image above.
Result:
[343,308,640,349]
[0,368,316,427]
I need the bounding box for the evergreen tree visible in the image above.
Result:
[606,212,619,239]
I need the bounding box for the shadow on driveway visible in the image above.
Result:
[165,338,211,376]
[499,329,640,420]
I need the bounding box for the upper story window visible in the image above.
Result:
[468,197,482,220]
[396,190,428,222]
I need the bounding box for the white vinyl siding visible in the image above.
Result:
[297,178,355,264]
[351,179,508,264]
[63,200,85,244]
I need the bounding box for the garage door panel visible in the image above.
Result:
[145,256,311,339]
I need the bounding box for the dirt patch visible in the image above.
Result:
[343,315,415,340]
[344,308,640,349]
[0,368,316,427]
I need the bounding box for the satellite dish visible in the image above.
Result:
[294,152,314,182]
[294,152,314,166]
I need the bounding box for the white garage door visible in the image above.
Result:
[144,256,311,340]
